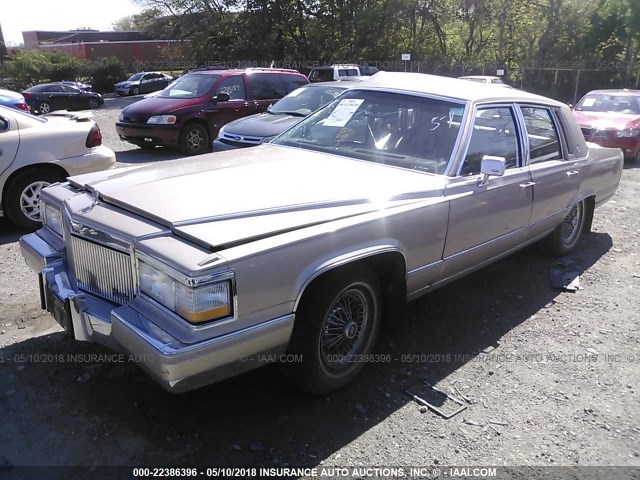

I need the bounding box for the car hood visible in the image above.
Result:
[572,110,640,130]
[68,145,446,250]
[121,96,201,116]
[222,113,302,138]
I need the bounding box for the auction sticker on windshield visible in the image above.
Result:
[323,99,364,127]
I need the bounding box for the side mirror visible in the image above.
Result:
[213,92,230,103]
[478,155,506,186]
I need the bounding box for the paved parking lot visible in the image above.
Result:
[0,97,638,475]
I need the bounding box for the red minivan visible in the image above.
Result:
[115,68,309,155]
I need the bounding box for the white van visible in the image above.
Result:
[308,64,379,82]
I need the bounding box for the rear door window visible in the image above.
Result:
[280,74,308,93]
[248,73,287,100]
[521,107,562,163]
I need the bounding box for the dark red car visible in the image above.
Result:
[572,89,640,163]
[116,68,308,155]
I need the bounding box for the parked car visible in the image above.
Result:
[0,88,30,112]
[458,75,508,85]
[21,73,622,394]
[22,83,104,115]
[308,64,379,83]
[114,72,174,96]
[116,68,309,155]
[572,88,640,163]
[0,106,115,229]
[214,81,355,150]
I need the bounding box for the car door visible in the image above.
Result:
[61,85,84,109]
[442,105,533,275]
[205,75,252,136]
[0,113,20,178]
[519,105,582,228]
[43,85,69,110]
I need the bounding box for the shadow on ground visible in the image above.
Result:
[0,232,613,475]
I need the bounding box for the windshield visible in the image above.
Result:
[273,90,466,175]
[128,73,144,82]
[158,74,220,99]
[575,93,640,114]
[271,85,348,116]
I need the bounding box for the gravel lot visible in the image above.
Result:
[0,97,639,478]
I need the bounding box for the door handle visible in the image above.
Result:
[566,170,579,177]
[519,182,536,188]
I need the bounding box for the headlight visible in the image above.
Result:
[42,201,63,237]
[118,112,124,121]
[147,115,177,125]
[616,129,640,138]
[261,135,277,144]
[138,261,232,324]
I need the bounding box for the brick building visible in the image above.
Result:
[22,30,187,66]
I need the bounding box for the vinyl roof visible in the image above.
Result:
[357,72,564,106]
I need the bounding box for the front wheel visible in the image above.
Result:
[545,199,592,256]
[4,169,65,230]
[282,266,381,394]
[130,86,140,96]
[88,98,99,109]
[179,123,210,155]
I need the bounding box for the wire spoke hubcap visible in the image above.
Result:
[20,181,50,221]
[561,202,584,247]
[320,288,370,371]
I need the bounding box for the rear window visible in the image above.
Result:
[309,69,333,82]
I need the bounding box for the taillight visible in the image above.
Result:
[16,102,30,112]
[85,124,102,148]
[22,93,32,100]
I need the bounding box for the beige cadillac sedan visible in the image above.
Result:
[20,73,623,394]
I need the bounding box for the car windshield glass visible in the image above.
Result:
[271,86,348,116]
[273,90,466,175]
[128,73,144,81]
[576,93,640,114]
[158,74,220,99]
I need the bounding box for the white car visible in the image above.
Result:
[0,106,115,229]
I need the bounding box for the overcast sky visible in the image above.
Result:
[1,0,142,46]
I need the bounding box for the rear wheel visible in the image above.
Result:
[4,169,65,230]
[38,102,51,115]
[634,148,640,164]
[282,266,382,394]
[545,199,592,256]
[179,123,209,155]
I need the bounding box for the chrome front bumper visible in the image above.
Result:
[20,231,295,392]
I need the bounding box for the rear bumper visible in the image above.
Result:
[58,145,116,176]
[116,123,181,148]
[19,230,295,392]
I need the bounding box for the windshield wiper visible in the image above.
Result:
[275,111,307,117]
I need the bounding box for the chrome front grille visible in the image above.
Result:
[70,236,135,305]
